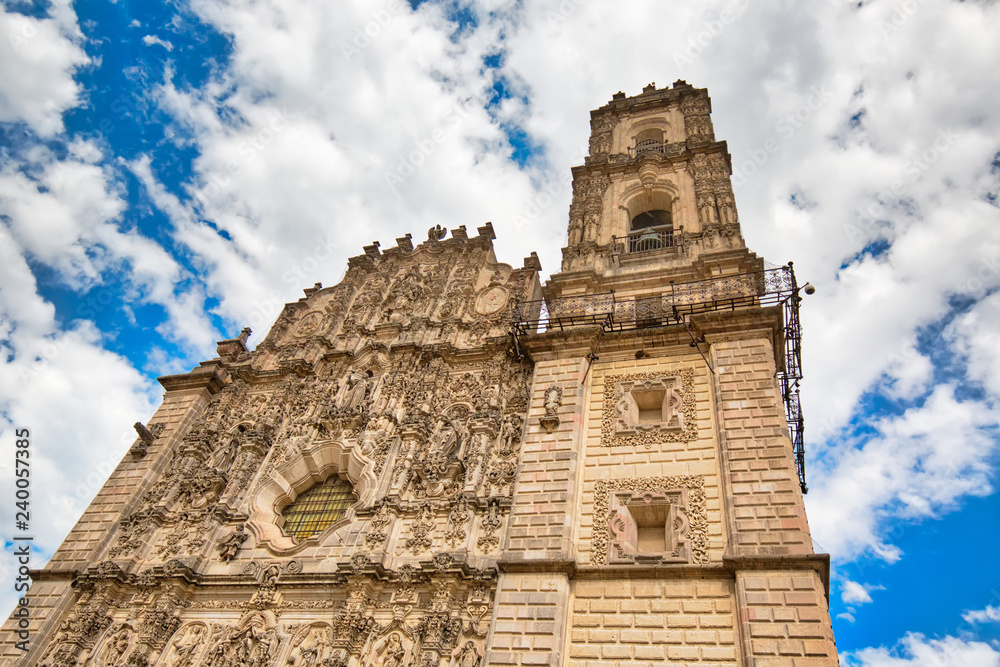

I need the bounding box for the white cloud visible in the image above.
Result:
[948,290,1000,399]
[843,634,1000,667]
[806,385,999,562]
[964,606,1000,625]
[0,0,88,136]
[142,34,174,51]
[0,225,160,622]
[842,579,884,606]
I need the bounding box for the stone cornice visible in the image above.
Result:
[157,362,229,395]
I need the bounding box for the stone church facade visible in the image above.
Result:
[3,81,839,666]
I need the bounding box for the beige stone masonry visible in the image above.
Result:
[709,335,812,557]
[568,576,740,666]
[735,569,839,666]
[504,357,588,562]
[486,572,571,666]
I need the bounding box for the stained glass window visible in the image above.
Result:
[281,475,355,541]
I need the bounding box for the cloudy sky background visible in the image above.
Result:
[1,0,999,662]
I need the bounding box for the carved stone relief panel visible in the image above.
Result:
[591,475,709,566]
[601,369,697,448]
[157,622,209,667]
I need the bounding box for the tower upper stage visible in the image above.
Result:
[553,80,762,299]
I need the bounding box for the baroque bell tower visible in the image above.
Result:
[497,81,840,665]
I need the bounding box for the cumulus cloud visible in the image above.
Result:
[142,34,174,50]
[0,224,160,619]
[964,606,1000,625]
[0,0,88,136]
[1,0,999,658]
[843,633,1000,667]
[842,579,884,606]
[806,385,998,562]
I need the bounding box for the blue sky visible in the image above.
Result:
[2,0,1000,663]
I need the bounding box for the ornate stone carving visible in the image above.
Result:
[477,498,503,553]
[204,612,278,667]
[591,475,709,565]
[285,623,334,666]
[539,385,562,431]
[444,496,471,548]
[92,625,133,666]
[406,503,436,554]
[158,622,208,667]
[601,369,697,448]
[365,500,395,549]
[454,641,482,667]
[474,286,509,315]
[218,524,249,562]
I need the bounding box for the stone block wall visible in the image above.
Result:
[569,577,739,665]
[735,570,839,665]
[578,351,725,565]
[709,334,813,557]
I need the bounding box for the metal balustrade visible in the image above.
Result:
[509,265,809,493]
[614,225,675,253]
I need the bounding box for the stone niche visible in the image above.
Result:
[607,489,691,565]
[601,370,697,448]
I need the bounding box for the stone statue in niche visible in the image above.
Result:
[539,386,562,431]
[209,435,239,472]
[430,417,463,457]
[218,524,249,562]
[93,627,130,666]
[160,624,207,667]
[373,632,407,667]
[454,641,482,667]
[287,625,332,667]
[343,370,375,411]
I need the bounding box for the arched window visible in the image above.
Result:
[633,128,665,156]
[280,475,355,541]
[627,209,673,252]
[630,209,672,231]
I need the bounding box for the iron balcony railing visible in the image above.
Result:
[630,139,667,157]
[613,224,674,253]
[510,265,808,493]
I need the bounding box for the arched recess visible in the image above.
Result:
[626,117,672,153]
[248,439,377,555]
[619,182,679,234]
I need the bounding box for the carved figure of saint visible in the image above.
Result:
[430,417,460,457]
[380,633,406,667]
[218,524,249,562]
[456,641,481,667]
[289,627,329,666]
[164,624,205,667]
[98,628,129,665]
[344,370,374,410]
[210,436,239,472]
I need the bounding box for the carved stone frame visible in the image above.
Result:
[591,475,709,565]
[248,439,377,555]
[601,368,697,448]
